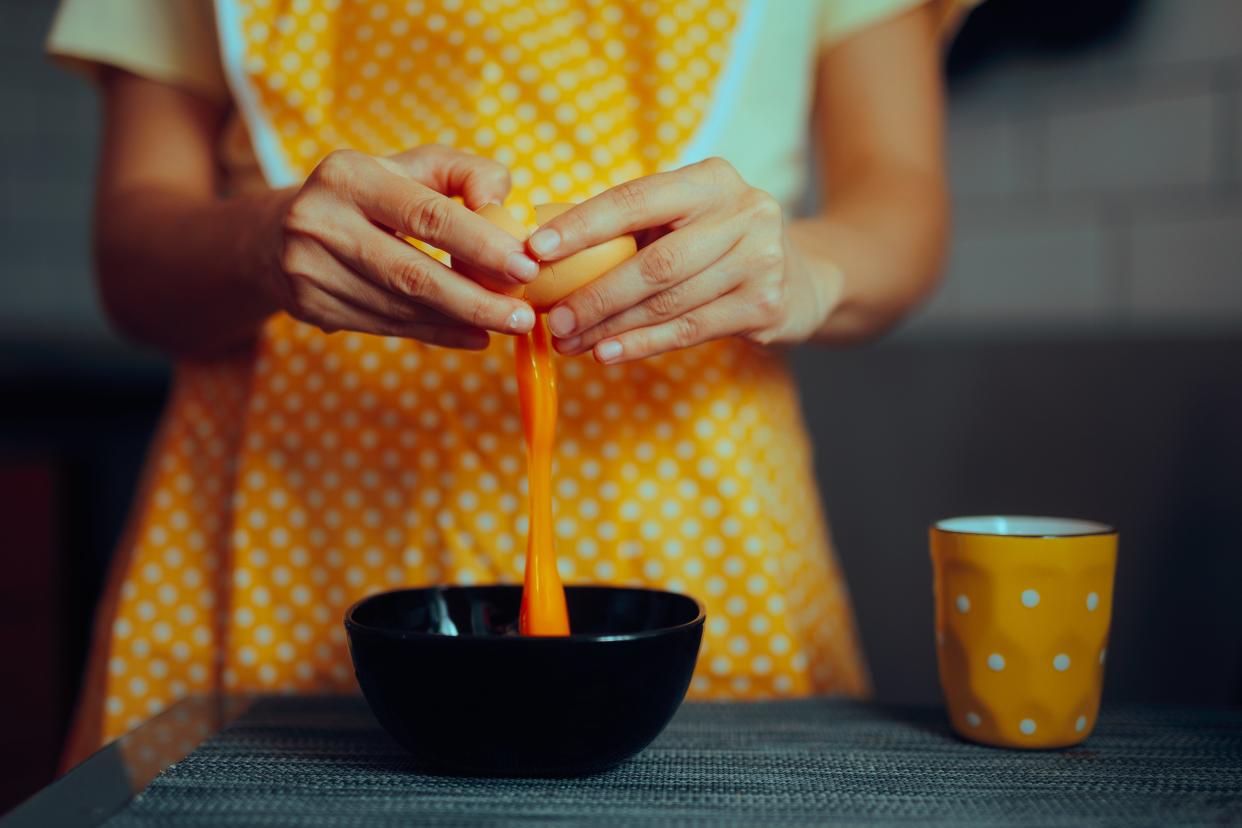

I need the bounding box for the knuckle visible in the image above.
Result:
[276,244,316,305]
[476,164,512,202]
[747,190,783,222]
[315,149,357,185]
[698,156,738,187]
[753,240,786,273]
[408,144,447,172]
[400,144,443,169]
[282,193,317,236]
[672,313,700,348]
[341,232,367,271]
[478,156,511,186]
[277,235,304,277]
[754,281,786,319]
[391,257,434,299]
[611,180,647,216]
[490,165,512,191]
[644,285,681,319]
[402,195,453,242]
[637,243,680,287]
[289,291,328,330]
[578,282,611,324]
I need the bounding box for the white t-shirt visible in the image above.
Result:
[48,0,965,205]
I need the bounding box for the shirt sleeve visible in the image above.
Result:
[819,0,982,46]
[45,0,230,104]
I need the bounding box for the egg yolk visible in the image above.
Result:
[514,314,570,636]
[474,202,635,637]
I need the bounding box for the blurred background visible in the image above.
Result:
[1,0,1240,811]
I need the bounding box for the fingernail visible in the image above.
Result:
[507,306,535,333]
[548,305,576,337]
[529,227,560,258]
[556,335,580,353]
[596,340,622,362]
[505,251,539,282]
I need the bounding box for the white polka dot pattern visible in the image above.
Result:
[90,0,870,742]
[236,0,746,207]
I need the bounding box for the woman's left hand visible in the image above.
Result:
[528,157,835,363]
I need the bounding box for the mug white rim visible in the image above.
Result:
[934,515,1114,538]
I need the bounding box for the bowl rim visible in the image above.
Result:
[344,583,706,643]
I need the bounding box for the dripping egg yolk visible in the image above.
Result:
[476,202,636,635]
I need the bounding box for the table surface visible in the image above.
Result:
[4,695,1241,827]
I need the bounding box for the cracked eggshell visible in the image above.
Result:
[475,201,637,311]
[476,202,528,241]
[526,203,637,310]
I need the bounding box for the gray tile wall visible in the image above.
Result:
[1,0,1239,341]
[1129,207,1242,315]
[917,0,1242,334]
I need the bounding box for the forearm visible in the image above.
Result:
[95,185,293,356]
[787,161,948,345]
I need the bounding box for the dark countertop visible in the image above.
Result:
[3,694,1240,826]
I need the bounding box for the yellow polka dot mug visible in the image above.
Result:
[930,516,1117,749]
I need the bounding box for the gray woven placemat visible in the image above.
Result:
[106,696,1242,827]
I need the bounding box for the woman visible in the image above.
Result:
[49,0,966,765]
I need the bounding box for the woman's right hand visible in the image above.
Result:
[269,144,541,349]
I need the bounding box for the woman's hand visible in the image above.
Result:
[527,157,838,363]
[271,144,541,350]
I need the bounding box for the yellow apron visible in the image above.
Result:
[81,0,869,751]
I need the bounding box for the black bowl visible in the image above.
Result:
[344,584,704,776]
